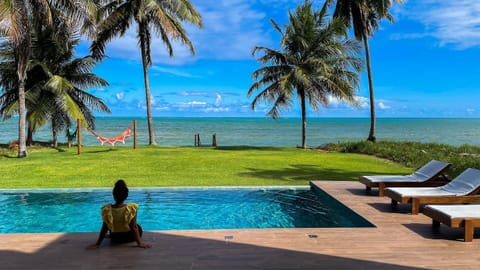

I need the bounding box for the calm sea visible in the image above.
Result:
[0,117,479,147]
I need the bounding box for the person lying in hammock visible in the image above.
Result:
[87,180,151,249]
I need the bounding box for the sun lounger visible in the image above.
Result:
[359,160,451,196]
[384,168,480,214]
[423,204,480,242]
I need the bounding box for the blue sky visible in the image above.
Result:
[77,0,480,118]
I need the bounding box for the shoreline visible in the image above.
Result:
[1,117,480,146]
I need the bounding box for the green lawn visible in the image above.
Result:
[0,145,410,188]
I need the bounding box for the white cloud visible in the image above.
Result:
[186,101,208,106]
[214,94,222,106]
[397,0,480,49]
[136,100,144,109]
[179,91,213,97]
[203,107,230,113]
[115,92,125,100]
[390,32,430,41]
[378,102,391,110]
[93,87,107,92]
[354,96,369,109]
[327,95,369,109]
[326,95,341,107]
[189,0,271,60]
[135,95,158,110]
[151,66,201,78]
[155,106,171,111]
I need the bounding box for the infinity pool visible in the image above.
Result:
[0,187,373,233]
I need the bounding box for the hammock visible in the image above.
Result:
[88,125,132,146]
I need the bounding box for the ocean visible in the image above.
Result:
[0,117,479,147]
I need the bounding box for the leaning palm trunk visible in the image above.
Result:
[139,33,157,145]
[363,35,376,142]
[301,93,307,149]
[51,118,58,148]
[27,124,33,146]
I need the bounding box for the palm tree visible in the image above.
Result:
[323,0,403,142]
[0,12,110,147]
[0,1,31,157]
[248,1,362,149]
[0,0,97,157]
[90,0,203,145]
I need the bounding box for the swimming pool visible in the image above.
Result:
[0,186,373,233]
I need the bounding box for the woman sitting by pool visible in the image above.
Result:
[88,180,151,249]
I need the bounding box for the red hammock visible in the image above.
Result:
[88,125,132,146]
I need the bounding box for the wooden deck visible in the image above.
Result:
[1,181,480,269]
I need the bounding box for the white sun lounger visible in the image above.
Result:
[423,204,480,242]
[384,168,480,214]
[359,160,451,196]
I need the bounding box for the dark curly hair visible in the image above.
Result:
[113,179,129,204]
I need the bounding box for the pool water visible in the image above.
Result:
[0,187,373,233]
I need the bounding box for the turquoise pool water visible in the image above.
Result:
[0,187,373,233]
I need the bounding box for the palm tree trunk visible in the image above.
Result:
[51,118,58,148]
[27,123,33,146]
[139,26,157,145]
[300,93,307,149]
[363,34,376,142]
[14,5,30,158]
[17,75,28,158]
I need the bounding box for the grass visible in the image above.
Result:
[0,144,410,188]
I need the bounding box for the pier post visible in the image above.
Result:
[133,120,137,150]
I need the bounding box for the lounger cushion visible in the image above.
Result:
[387,187,456,197]
[424,205,480,219]
[440,168,480,195]
[361,160,449,183]
[361,174,427,183]
[415,160,449,178]
[387,168,480,197]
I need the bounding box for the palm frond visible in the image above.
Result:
[90,2,134,60]
[70,87,110,114]
[149,4,194,55]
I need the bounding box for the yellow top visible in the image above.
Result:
[101,203,138,233]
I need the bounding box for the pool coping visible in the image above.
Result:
[0,185,310,193]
